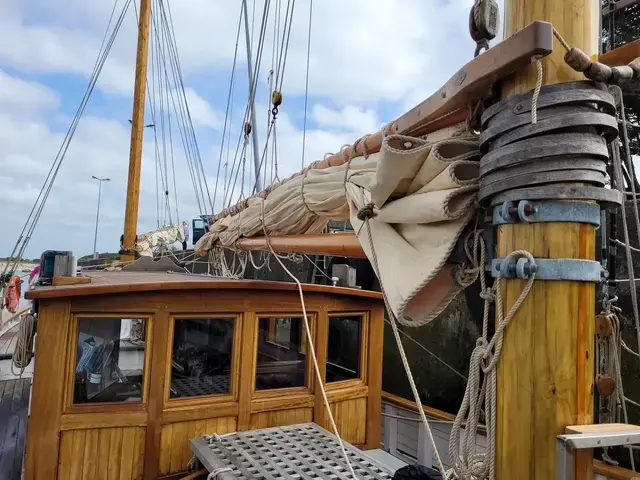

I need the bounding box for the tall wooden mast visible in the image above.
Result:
[121,0,152,262]
[496,0,600,478]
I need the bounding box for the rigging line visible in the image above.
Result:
[275,0,295,92]
[612,238,640,253]
[300,0,312,169]
[213,3,243,213]
[156,3,206,215]
[225,0,272,206]
[385,318,468,382]
[273,0,291,86]
[155,0,205,216]
[1,0,132,282]
[161,0,214,211]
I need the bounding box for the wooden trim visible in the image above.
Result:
[326,384,369,403]
[163,313,242,408]
[253,312,317,395]
[27,272,384,300]
[237,311,254,431]
[313,306,329,427]
[63,313,153,414]
[161,402,239,424]
[593,459,639,480]
[60,411,147,430]
[25,300,71,480]
[366,305,384,450]
[250,394,315,413]
[600,39,640,67]
[144,310,170,480]
[381,391,456,421]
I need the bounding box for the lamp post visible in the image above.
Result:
[91,176,110,260]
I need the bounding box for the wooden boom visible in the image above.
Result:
[235,233,366,259]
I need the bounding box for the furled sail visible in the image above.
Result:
[197,126,480,325]
[135,224,185,257]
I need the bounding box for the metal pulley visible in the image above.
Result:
[596,312,615,337]
[469,0,500,57]
[244,122,252,144]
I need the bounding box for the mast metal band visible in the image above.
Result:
[493,200,601,226]
[491,257,604,282]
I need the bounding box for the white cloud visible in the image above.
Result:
[0,70,60,112]
[312,105,380,133]
[183,88,223,129]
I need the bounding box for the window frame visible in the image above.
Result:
[324,311,369,389]
[252,312,316,398]
[164,313,242,407]
[64,313,153,413]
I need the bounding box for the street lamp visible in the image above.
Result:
[91,176,111,260]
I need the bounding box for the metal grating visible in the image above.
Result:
[170,375,230,398]
[190,423,395,479]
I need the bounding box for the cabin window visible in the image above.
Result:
[255,316,308,390]
[73,317,147,404]
[326,315,362,383]
[169,317,235,399]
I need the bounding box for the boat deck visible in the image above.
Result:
[0,378,30,480]
[0,326,19,359]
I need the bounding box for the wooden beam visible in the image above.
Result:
[121,0,152,263]
[497,1,598,480]
[235,233,366,258]
[600,39,640,67]
[593,459,640,480]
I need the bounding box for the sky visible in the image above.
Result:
[0,0,502,259]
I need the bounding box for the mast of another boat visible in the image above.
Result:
[121,0,152,263]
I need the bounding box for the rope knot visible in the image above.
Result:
[356,202,377,221]
[479,288,495,303]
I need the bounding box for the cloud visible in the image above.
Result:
[183,88,223,129]
[312,105,380,133]
[0,70,60,112]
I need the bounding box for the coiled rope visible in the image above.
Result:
[11,313,36,378]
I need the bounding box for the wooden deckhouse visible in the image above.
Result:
[23,272,384,479]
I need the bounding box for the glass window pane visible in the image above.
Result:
[170,317,235,399]
[256,317,307,390]
[74,317,146,404]
[326,315,362,383]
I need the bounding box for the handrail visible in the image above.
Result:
[593,459,640,479]
[381,391,455,422]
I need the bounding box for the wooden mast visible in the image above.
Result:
[496,0,599,479]
[121,0,152,262]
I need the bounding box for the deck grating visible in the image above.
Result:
[190,422,394,479]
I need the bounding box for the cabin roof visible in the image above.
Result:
[25,270,383,301]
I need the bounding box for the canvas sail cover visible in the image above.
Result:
[196,130,480,326]
[135,224,185,257]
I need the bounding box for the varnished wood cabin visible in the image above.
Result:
[23,271,384,480]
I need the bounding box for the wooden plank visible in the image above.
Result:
[69,430,86,480]
[158,424,172,476]
[169,421,187,474]
[313,306,329,428]
[366,306,384,450]
[12,379,30,478]
[60,411,147,430]
[161,402,239,424]
[96,428,112,480]
[107,427,123,480]
[118,427,137,480]
[25,300,71,480]
[600,39,640,66]
[26,271,384,301]
[132,426,146,479]
[57,431,74,480]
[593,459,640,480]
[81,429,99,480]
[237,312,256,432]
[52,276,91,286]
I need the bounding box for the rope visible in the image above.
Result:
[449,241,535,480]
[207,467,233,479]
[300,0,313,169]
[531,55,543,125]
[11,313,36,378]
[553,27,571,53]
[258,204,357,480]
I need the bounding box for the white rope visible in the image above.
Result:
[259,204,358,480]
[11,313,36,377]
[449,242,535,480]
[207,467,233,479]
[531,55,543,125]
